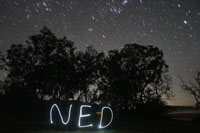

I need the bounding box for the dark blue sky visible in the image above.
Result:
[0,0,200,105]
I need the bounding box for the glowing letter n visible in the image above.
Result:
[50,104,72,125]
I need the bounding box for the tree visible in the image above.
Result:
[2,27,78,101]
[0,27,172,114]
[0,51,5,69]
[75,46,105,103]
[0,52,5,94]
[181,71,200,106]
[98,43,172,111]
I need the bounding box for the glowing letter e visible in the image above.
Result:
[50,104,72,125]
[78,105,93,128]
[98,106,113,129]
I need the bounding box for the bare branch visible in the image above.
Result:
[180,72,200,105]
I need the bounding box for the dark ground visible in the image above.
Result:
[0,113,200,133]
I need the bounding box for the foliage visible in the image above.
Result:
[0,27,172,113]
[98,44,172,110]
[75,46,105,103]
[1,27,77,101]
[181,71,200,106]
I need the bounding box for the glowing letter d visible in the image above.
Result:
[98,106,113,129]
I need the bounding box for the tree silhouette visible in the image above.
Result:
[98,44,172,111]
[2,27,78,101]
[0,51,5,69]
[75,46,105,103]
[0,27,172,114]
[181,71,200,106]
[0,52,5,94]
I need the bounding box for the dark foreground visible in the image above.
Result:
[1,107,200,133]
[1,117,199,133]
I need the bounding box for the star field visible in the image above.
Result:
[0,0,200,105]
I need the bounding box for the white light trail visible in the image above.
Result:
[98,106,113,129]
[50,104,72,125]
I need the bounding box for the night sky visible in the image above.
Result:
[0,0,200,106]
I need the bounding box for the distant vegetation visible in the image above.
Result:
[0,27,173,119]
[181,71,200,107]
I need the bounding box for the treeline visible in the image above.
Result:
[0,27,173,114]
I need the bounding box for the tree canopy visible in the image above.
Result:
[0,27,172,112]
[98,44,172,110]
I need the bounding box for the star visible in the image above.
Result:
[184,20,188,24]
[0,0,199,106]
